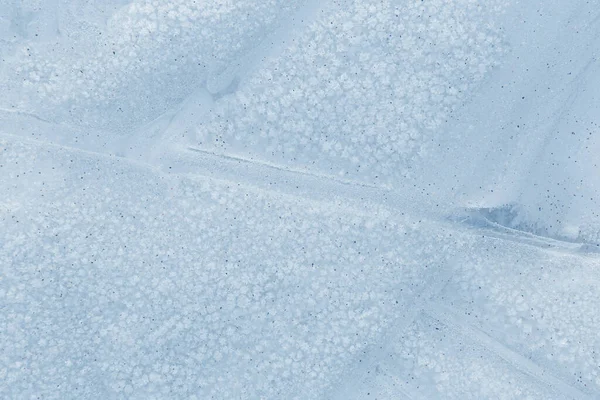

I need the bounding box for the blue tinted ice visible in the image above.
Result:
[1,0,599,398]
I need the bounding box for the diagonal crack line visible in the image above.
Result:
[450,212,600,257]
[186,146,380,189]
[325,257,456,400]
[208,0,326,94]
[422,303,593,400]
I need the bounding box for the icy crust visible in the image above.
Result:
[4,0,304,130]
[0,136,462,399]
[0,0,128,44]
[440,238,600,394]
[578,223,600,247]
[381,315,565,400]
[196,0,507,185]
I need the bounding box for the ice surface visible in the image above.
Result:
[1,134,463,398]
[1,0,599,399]
[194,0,507,185]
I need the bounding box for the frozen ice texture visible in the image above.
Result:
[1,0,599,399]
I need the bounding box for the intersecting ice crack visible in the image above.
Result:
[1,0,600,399]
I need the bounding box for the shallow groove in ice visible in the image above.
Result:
[423,304,591,400]
[451,206,600,255]
[2,0,600,398]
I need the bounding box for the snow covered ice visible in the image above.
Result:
[1,0,599,399]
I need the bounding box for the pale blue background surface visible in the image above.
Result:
[1,1,599,398]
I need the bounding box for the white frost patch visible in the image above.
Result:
[0,135,462,399]
[196,0,507,185]
[440,237,600,394]
[2,0,306,131]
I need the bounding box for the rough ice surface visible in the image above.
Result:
[1,0,599,399]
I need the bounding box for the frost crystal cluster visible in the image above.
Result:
[1,0,599,399]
